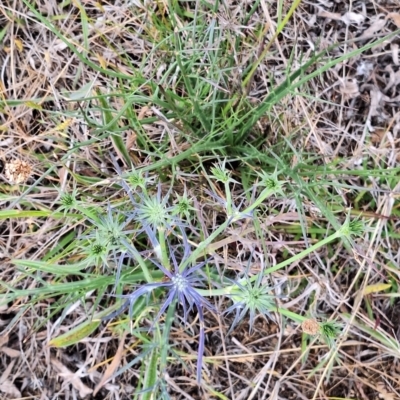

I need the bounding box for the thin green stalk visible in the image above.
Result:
[141,348,159,400]
[272,306,306,323]
[224,181,233,217]
[242,0,302,93]
[241,186,280,216]
[157,227,170,270]
[124,242,153,284]
[159,298,177,380]
[180,217,232,271]
[260,230,343,276]
[198,229,343,297]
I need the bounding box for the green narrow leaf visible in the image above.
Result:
[96,91,132,166]
[242,0,302,90]
[43,231,77,262]
[0,23,8,44]
[343,313,400,352]
[21,0,131,79]
[0,210,80,219]
[12,259,87,274]
[141,348,159,400]
[159,300,177,385]
[72,0,89,52]
[49,320,101,347]
[235,27,400,143]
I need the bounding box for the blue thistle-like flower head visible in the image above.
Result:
[103,226,215,383]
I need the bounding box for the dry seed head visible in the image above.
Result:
[301,319,320,335]
[4,159,32,184]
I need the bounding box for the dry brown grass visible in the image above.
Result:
[1,0,400,399]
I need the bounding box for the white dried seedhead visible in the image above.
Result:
[4,159,32,184]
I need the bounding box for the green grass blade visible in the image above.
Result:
[96,91,132,166]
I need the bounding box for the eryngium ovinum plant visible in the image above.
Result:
[57,159,364,390]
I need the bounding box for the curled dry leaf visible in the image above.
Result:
[383,65,400,92]
[0,334,21,358]
[317,9,365,25]
[387,13,400,28]
[0,380,21,398]
[51,357,93,398]
[4,159,32,184]
[340,78,360,100]
[342,11,365,25]
[377,382,395,400]
[0,334,8,348]
[0,360,21,397]
[1,347,21,358]
[360,15,387,38]
[317,9,342,21]
[93,331,127,396]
